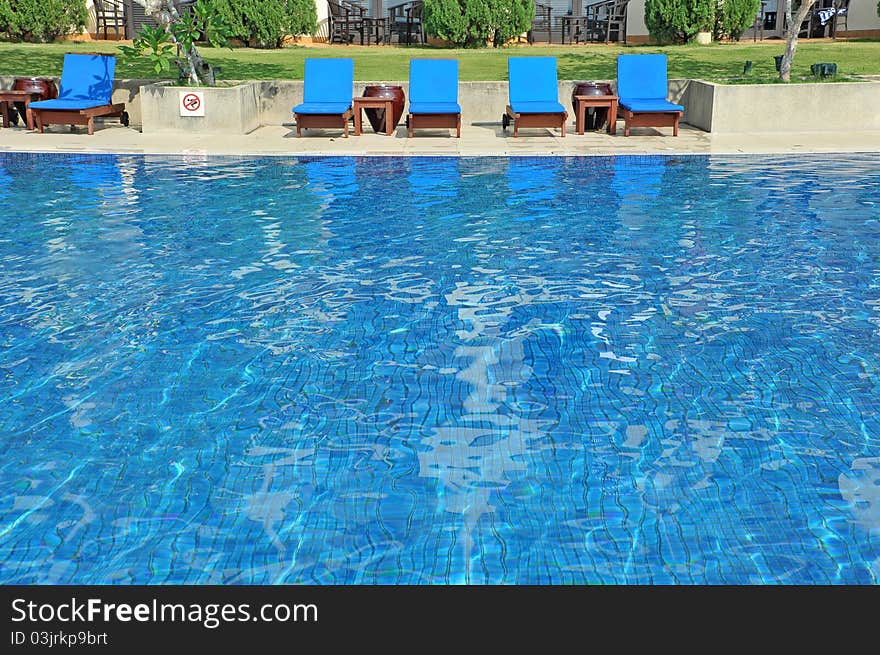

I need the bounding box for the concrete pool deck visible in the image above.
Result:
[1,122,879,157]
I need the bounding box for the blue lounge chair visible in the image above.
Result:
[503,57,567,137]
[407,59,461,138]
[616,54,684,137]
[293,58,354,138]
[29,53,127,135]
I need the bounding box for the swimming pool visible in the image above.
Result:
[1,153,878,584]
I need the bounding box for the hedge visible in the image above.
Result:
[207,0,316,48]
[423,0,534,47]
[0,0,88,42]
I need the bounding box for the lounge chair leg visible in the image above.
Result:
[87,117,94,136]
[296,124,302,137]
[624,121,630,137]
[513,120,518,138]
[456,115,461,139]
[561,114,566,137]
[343,119,348,138]
[35,112,44,133]
[673,116,679,136]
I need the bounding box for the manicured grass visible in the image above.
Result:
[1,39,879,83]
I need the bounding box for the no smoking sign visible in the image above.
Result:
[179,91,205,117]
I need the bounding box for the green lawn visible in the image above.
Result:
[1,39,879,83]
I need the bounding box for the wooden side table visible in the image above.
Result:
[0,89,44,130]
[574,94,619,135]
[353,96,395,136]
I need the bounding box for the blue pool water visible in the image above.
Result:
[1,153,879,584]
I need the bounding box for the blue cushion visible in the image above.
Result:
[54,54,116,105]
[409,102,460,114]
[29,99,108,111]
[299,58,353,108]
[620,97,684,113]
[509,57,559,106]
[410,59,458,105]
[510,100,565,114]
[293,102,351,115]
[617,54,670,102]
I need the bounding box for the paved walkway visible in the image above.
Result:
[1,122,878,156]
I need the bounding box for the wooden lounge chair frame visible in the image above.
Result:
[292,58,355,138]
[619,107,680,137]
[295,109,354,137]
[503,105,567,138]
[408,113,461,138]
[29,51,128,135]
[616,54,683,137]
[33,103,128,136]
[407,59,461,138]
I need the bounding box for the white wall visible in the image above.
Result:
[85,0,97,34]
[846,0,880,32]
[315,0,329,40]
[626,0,648,40]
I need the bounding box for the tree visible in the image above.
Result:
[208,0,316,48]
[0,0,88,42]
[423,0,534,47]
[122,1,231,85]
[778,0,818,82]
[716,0,761,40]
[644,0,716,44]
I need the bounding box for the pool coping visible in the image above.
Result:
[2,123,879,157]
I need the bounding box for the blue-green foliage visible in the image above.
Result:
[207,0,317,48]
[0,0,88,42]
[423,0,534,47]
[645,0,716,43]
[717,0,761,40]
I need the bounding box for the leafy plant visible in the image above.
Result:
[118,0,232,85]
[645,0,716,43]
[423,0,534,47]
[207,0,316,48]
[715,0,761,40]
[119,26,175,75]
[0,0,88,42]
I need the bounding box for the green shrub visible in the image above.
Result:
[645,0,716,44]
[207,0,316,48]
[283,0,317,39]
[716,0,761,40]
[423,0,534,47]
[0,0,88,42]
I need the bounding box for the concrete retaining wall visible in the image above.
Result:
[259,79,689,126]
[682,79,880,133]
[5,74,879,135]
[260,80,512,125]
[0,76,149,127]
[140,82,260,134]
